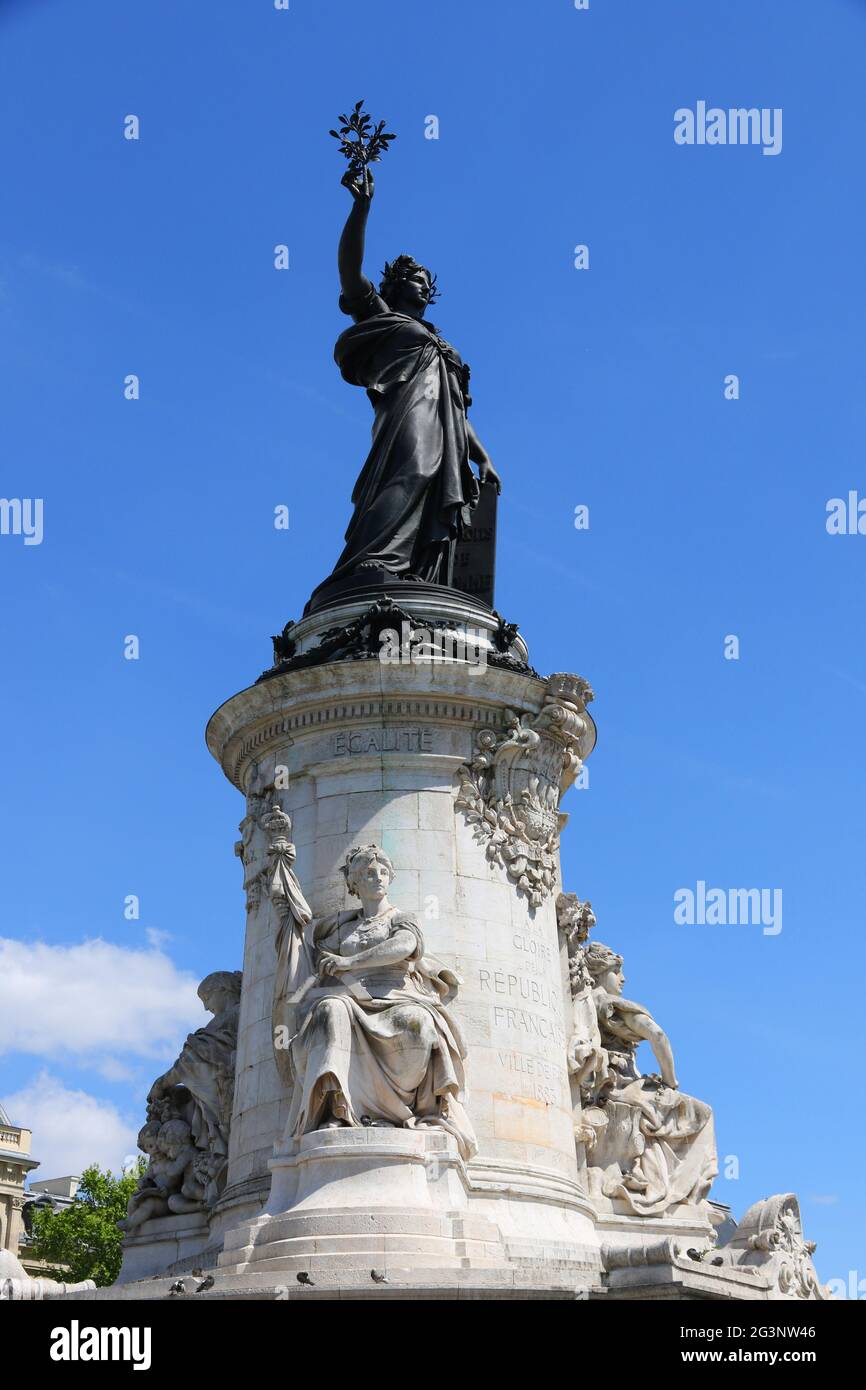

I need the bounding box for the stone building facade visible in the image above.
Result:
[0,1103,39,1259]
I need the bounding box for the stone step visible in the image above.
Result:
[220,1206,506,1258]
[218,1249,504,1275]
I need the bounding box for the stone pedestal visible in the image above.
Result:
[116,1212,211,1284]
[95,586,828,1302]
[217,1129,506,1276]
[204,584,601,1282]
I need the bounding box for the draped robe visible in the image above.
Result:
[587,994,718,1217]
[324,285,480,586]
[270,880,476,1161]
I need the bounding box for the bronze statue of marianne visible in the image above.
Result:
[320,157,501,595]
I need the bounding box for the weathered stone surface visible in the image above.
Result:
[0,1248,95,1301]
[62,596,828,1302]
[200,626,602,1278]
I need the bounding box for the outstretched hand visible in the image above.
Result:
[341,167,374,208]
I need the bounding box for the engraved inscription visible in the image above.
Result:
[492,1005,567,1049]
[497,1049,568,1106]
[479,968,563,1018]
[512,931,555,960]
[331,726,434,756]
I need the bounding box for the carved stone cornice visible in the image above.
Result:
[207,660,554,792]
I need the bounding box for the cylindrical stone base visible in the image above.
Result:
[206,621,600,1274]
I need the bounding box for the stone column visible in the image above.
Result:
[206,592,601,1277]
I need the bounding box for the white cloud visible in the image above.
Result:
[91,1057,139,1084]
[0,936,204,1063]
[144,927,173,950]
[1,1071,138,1181]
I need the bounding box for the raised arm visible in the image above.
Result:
[338,168,375,302]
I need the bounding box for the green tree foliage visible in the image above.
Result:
[28,1161,145,1287]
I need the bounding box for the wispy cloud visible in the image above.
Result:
[0,935,203,1064]
[1,1070,138,1180]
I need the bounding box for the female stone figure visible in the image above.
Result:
[145,971,242,1186]
[269,835,476,1161]
[580,943,718,1219]
[122,971,242,1232]
[314,166,501,596]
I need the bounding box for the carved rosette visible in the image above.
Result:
[455,673,595,906]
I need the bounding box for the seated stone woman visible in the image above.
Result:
[580,942,718,1220]
[270,839,476,1161]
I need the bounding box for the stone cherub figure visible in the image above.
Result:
[122,970,242,1231]
[308,156,501,604]
[122,1119,200,1231]
[577,941,718,1218]
[266,808,476,1160]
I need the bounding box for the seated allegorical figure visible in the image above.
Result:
[266,815,476,1161]
[122,969,242,1233]
[579,942,718,1219]
[145,969,241,1192]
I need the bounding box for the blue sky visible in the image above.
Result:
[1,0,864,1291]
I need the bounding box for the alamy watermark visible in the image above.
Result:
[51,1322,151,1371]
[826,491,866,535]
[378,622,487,672]
[825,1269,866,1300]
[1,497,43,545]
[674,880,782,936]
[674,103,782,157]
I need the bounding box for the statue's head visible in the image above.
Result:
[137,1121,162,1156]
[198,970,242,1016]
[584,942,625,995]
[159,1118,192,1158]
[341,844,395,900]
[379,255,439,315]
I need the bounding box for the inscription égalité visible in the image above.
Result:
[331,726,434,757]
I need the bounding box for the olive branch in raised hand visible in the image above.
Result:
[329,100,396,176]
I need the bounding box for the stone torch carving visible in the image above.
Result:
[455,673,595,906]
[234,763,278,913]
[557,893,608,1147]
